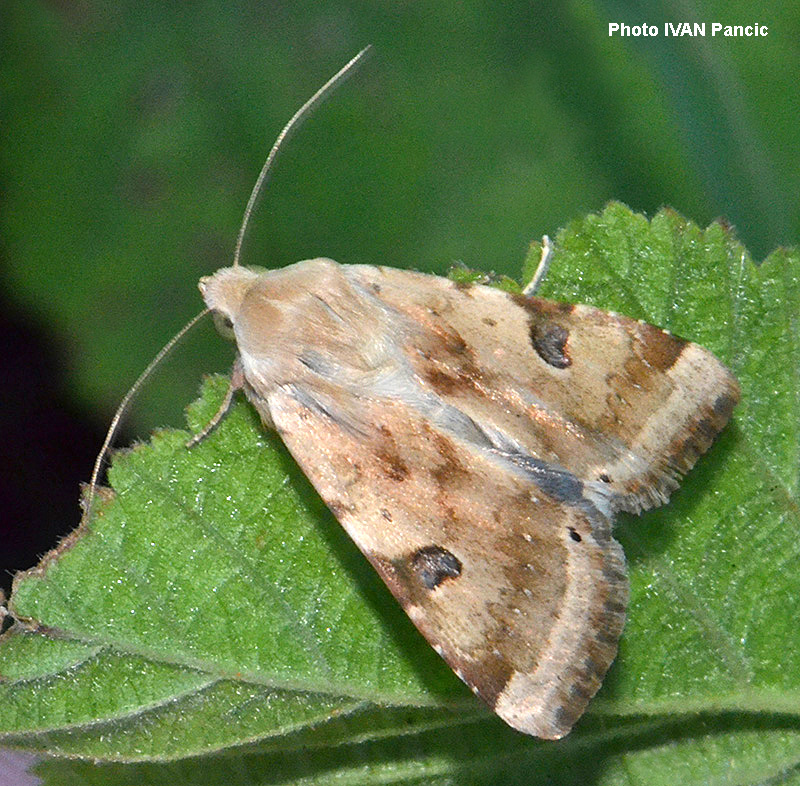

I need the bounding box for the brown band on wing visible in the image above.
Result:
[659,386,739,480]
[636,321,688,372]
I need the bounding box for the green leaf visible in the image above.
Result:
[2,204,799,784]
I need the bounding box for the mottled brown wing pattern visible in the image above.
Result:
[199,258,739,739]
[347,265,740,514]
[266,387,627,739]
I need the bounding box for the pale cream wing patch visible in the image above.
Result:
[265,387,627,740]
[345,265,740,514]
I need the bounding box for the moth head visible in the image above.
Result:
[199,263,332,361]
[199,266,261,336]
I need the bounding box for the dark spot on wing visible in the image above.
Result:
[598,473,611,483]
[621,351,659,391]
[509,294,575,369]
[530,321,571,369]
[482,317,497,327]
[410,545,463,590]
[568,527,582,543]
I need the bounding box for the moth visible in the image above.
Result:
[96,48,740,740]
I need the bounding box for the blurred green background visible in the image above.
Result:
[1,1,798,580]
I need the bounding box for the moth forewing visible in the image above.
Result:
[199,258,739,738]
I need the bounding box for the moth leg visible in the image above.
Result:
[186,357,245,448]
[522,235,553,296]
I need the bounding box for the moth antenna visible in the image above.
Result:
[85,47,372,523]
[232,44,374,269]
[83,309,210,526]
[523,236,554,296]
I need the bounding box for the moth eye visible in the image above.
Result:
[212,312,236,341]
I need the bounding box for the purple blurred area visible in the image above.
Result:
[0,750,40,786]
